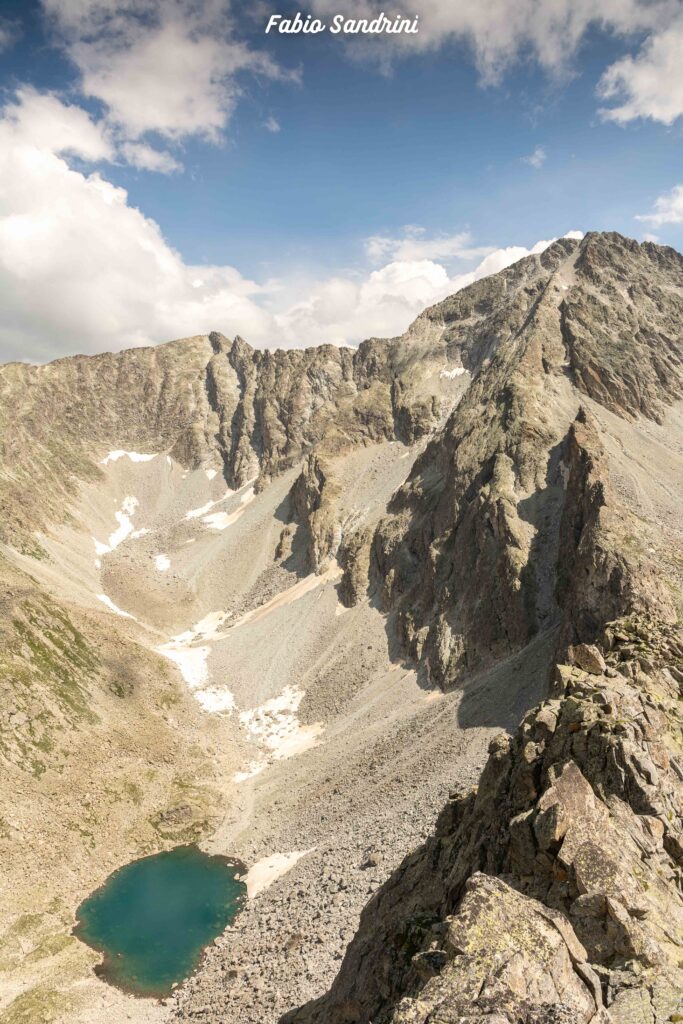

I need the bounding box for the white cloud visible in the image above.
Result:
[2,87,113,162]
[0,90,274,362]
[74,26,271,142]
[41,0,294,146]
[271,260,453,347]
[310,0,673,81]
[263,115,281,133]
[267,234,582,349]
[598,15,683,125]
[636,184,683,227]
[522,145,546,168]
[365,228,492,264]
[120,141,182,174]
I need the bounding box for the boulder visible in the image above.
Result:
[570,644,607,675]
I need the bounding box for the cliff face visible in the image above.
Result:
[563,234,683,421]
[364,233,682,689]
[0,313,457,546]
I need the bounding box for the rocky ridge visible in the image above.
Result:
[286,615,683,1024]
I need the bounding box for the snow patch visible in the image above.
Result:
[93,496,139,556]
[201,509,239,530]
[186,484,254,525]
[194,687,236,714]
[205,468,218,480]
[158,644,209,688]
[97,594,135,619]
[440,367,466,379]
[184,489,233,520]
[185,500,216,520]
[156,611,234,711]
[244,850,314,899]
[201,487,255,530]
[101,450,156,465]
[201,511,232,530]
[155,553,171,572]
[236,685,324,775]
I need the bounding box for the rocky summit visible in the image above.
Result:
[0,232,682,1024]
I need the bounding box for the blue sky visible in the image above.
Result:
[1,0,682,361]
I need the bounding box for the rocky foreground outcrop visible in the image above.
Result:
[286,617,683,1024]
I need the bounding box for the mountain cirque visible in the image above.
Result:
[0,232,681,1024]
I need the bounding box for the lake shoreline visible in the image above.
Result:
[72,844,248,1000]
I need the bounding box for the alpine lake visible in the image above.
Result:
[73,845,246,998]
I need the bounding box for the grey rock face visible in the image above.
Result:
[367,235,683,692]
[290,453,341,572]
[390,873,605,1024]
[561,233,683,422]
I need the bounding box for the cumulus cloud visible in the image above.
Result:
[522,145,546,169]
[3,87,114,162]
[598,15,683,125]
[120,142,183,174]
[0,90,273,362]
[266,232,583,348]
[39,0,295,166]
[271,260,454,347]
[636,184,683,227]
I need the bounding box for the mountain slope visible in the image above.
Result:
[0,232,681,1024]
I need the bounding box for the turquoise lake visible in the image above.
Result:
[73,845,246,997]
